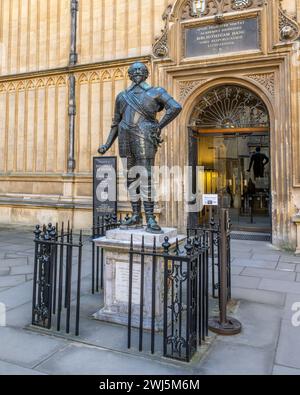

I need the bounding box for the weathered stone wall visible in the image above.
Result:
[0,0,168,74]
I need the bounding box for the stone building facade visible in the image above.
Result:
[0,0,300,250]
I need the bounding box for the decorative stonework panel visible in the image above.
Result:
[246,73,275,96]
[279,2,300,41]
[153,5,173,58]
[178,79,209,102]
[181,0,264,20]
[0,76,67,93]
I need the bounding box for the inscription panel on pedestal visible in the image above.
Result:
[115,262,141,305]
[185,17,259,58]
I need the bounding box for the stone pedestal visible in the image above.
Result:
[93,227,186,329]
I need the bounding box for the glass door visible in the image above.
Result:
[198,131,271,231]
[237,133,271,230]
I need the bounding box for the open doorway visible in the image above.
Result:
[189,85,271,234]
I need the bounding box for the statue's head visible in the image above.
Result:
[128,62,149,85]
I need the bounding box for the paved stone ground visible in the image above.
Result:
[0,225,300,375]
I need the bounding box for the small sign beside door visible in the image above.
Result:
[203,194,219,206]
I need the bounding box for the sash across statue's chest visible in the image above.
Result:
[121,88,159,121]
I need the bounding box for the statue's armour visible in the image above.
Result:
[110,82,181,159]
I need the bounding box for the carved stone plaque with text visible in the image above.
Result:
[115,262,141,305]
[185,18,259,58]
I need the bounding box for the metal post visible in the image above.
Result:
[69,0,79,66]
[139,237,145,352]
[127,235,134,349]
[151,238,157,355]
[75,231,83,336]
[209,209,242,336]
[67,74,76,173]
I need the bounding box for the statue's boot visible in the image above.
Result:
[122,201,143,227]
[144,202,163,234]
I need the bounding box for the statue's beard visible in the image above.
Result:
[131,76,146,85]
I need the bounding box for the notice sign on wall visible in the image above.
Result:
[203,194,219,206]
[93,157,117,224]
[185,17,259,58]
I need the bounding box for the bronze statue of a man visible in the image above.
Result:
[99,62,182,234]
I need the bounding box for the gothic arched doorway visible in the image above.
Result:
[189,85,271,234]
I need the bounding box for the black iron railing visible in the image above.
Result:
[32,223,83,336]
[91,215,120,294]
[31,211,233,362]
[127,233,210,363]
[188,217,232,303]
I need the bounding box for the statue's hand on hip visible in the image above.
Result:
[98,145,109,155]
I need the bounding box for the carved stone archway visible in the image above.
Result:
[179,77,275,146]
[185,81,272,228]
[171,76,277,232]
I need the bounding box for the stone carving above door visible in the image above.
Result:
[181,0,264,20]
[178,79,210,102]
[246,73,275,97]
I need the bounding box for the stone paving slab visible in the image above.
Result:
[0,327,68,369]
[36,343,193,376]
[273,365,300,375]
[0,227,300,375]
[252,253,280,263]
[200,341,274,375]
[231,275,261,289]
[231,252,253,259]
[279,255,300,264]
[231,287,286,307]
[241,267,296,282]
[282,293,300,321]
[259,279,300,295]
[217,301,282,349]
[0,242,20,248]
[230,266,245,275]
[230,245,253,254]
[0,281,33,310]
[232,258,278,270]
[0,268,10,276]
[10,265,34,276]
[5,302,32,328]
[0,360,46,375]
[0,246,33,254]
[0,257,28,267]
[277,262,296,272]
[276,320,300,370]
[0,275,26,288]
[4,252,34,259]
